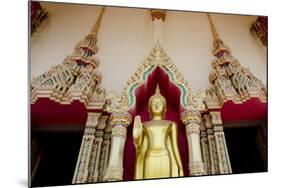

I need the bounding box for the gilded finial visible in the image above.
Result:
[207,13,220,40]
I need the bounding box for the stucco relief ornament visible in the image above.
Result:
[104,88,129,113]
[122,40,199,109]
[187,88,207,111]
[31,7,106,107]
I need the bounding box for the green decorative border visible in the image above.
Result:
[178,83,188,107]
[162,66,187,107]
[128,65,156,107]
[142,65,155,81]
[162,66,175,81]
[127,65,188,108]
[128,83,138,107]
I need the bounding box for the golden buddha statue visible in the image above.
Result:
[133,85,184,179]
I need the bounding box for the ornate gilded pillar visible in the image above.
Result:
[209,111,232,174]
[98,123,112,182]
[87,115,108,183]
[200,122,211,175]
[104,112,132,181]
[204,114,219,175]
[72,112,101,184]
[181,110,205,176]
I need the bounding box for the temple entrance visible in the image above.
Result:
[31,131,83,187]
[28,3,268,186]
[224,125,267,174]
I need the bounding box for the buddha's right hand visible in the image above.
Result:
[133,115,142,141]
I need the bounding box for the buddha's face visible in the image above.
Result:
[149,97,166,117]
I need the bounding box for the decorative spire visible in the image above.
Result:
[71,7,106,65]
[90,6,105,36]
[207,13,220,41]
[31,6,107,106]
[206,13,231,58]
[205,13,267,108]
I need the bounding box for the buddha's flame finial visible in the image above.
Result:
[155,84,161,95]
[149,83,166,107]
[152,84,165,99]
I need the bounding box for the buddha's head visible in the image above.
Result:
[148,85,167,118]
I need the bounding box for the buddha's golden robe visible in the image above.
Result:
[133,117,183,179]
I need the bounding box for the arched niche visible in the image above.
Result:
[121,42,195,180]
[129,66,185,117]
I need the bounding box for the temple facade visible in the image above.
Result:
[30,2,267,187]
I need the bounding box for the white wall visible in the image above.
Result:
[31,2,267,93]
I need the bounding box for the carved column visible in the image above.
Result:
[87,115,108,183]
[204,114,219,175]
[98,123,113,182]
[181,110,205,176]
[72,112,101,184]
[104,112,132,181]
[200,122,211,175]
[210,111,232,174]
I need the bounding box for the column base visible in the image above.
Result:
[189,161,206,176]
[104,166,123,181]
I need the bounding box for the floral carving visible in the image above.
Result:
[111,126,127,138]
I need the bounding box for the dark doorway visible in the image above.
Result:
[31,131,83,187]
[224,126,267,174]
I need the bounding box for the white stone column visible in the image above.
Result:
[181,110,205,176]
[104,111,132,181]
[210,111,232,174]
[72,112,101,184]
